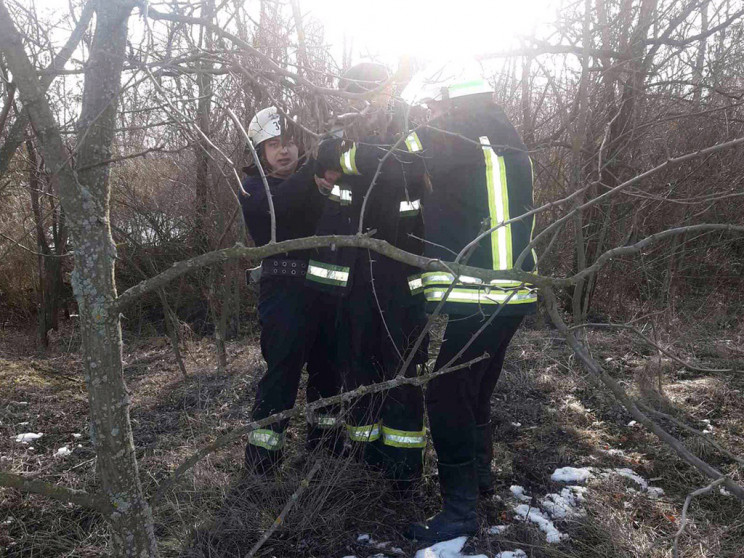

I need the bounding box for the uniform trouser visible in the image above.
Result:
[426,314,523,465]
[339,264,427,480]
[246,276,341,463]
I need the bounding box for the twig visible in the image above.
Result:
[245,460,322,558]
[673,477,727,558]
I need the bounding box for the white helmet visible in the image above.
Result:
[401,60,494,105]
[248,106,282,147]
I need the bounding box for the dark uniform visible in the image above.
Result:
[317,98,537,541]
[307,135,428,485]
[240,160,343,474]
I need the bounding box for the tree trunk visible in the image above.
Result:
[0,2,159,555]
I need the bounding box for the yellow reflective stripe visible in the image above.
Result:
[340,144,360,175]
[481,136,512,271]
[421,272,523,289]
[405,132,423,153]
[408,274,424,295]
[307,259,350,287]
[399,198,421,215]
[424,287,537,305]
[248,429,284,451]
[499,154,512,268]
[347,422,381,442]
[382,425,426,448]
[315,415,339,428]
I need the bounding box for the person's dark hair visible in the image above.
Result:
[339,62,390,94]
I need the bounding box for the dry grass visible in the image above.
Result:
[1,315,743,557]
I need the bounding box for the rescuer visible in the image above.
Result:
[240,106,343,475]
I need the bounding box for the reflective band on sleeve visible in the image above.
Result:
[315,415,339,428]
[329,185,352,205]
[248,428,284,451]
[399,199,421,216]
[480,136,512,271]
[404,132,423,153]
[407,274,424,295]
[340,144,360,175]
[347,422,381,442]
[382,425,426,448]
[307,259,350,287]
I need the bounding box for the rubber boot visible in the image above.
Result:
[475,421,494,496]
[244,443,283,476]
[380,445,423,498]
[406,460,479,543]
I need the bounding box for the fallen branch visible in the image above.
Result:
[0,470,112,514]
[245,460,323,558]
[542,287,744,501]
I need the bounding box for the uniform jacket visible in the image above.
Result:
[316,102,538,316]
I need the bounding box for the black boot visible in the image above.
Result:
[475,421,494,496]
[306,423,346,457]
[244,443,283,476]
[406,460,478,543]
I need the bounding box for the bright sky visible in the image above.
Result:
[306,0,558,65]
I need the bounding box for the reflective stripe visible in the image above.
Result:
[481,136,512,270]
[421,272,524,289]
[329,185,352,205]
[248,428,284,451]
[424,287,537,305]
[408,274,424,295]
[405,132,423,153]
[399,198,421,216]
[382,425,426,448]
[307,259,350,287]
[347,422,381,442]
[315,415,339,428]
[340,144,360,175]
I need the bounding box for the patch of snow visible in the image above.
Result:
[541,487,587,519]
[72,433,82,439]
[511,422,522,427]
[550,467,594,483]
[414,536,487,558]
[514,504,567,543]
[646,487,665,499]
[356,533,370,544]
[612,468,649,490]
[720,487,732,497]
[14,433,43,443]
[487,525,510,535]
[55,446,72,457]
[495,551,527,558]
[510,485,531,502]
[627,420,637,427]
[18,422,29,426]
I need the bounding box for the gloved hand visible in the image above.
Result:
[314,137,344,178]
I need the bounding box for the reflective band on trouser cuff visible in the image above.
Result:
[421,271,524,289]
[248,429,284,451]
[347,422,381,442]
[405,132,423,153]
[408,274,424,295]
[382,425,426,448]
[340,144,360,175]
[480,136,512,271]
[424,287,537,305]
[399,198,421,216]
[306,259,350,287]
[329,185,352,205]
